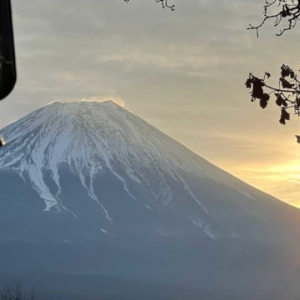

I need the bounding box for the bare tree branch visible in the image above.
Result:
[248,0,300,36]
[1,284,35,300]
[124,0,175,10]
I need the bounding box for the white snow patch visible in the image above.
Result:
[144,205,153,211]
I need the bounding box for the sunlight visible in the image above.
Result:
[225,159,300,209]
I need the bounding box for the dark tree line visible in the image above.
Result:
[1,284,35,300]
[246,0,300,141]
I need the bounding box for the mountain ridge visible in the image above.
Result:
[0,100,289,211]
[0,101,300,299]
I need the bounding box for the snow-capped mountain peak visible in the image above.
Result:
[0,101,277,239]
[1,102,299,300]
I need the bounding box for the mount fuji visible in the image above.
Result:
[0,101,300,299]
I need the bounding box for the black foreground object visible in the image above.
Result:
[0,0,16,100]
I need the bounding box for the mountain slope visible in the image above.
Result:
[0,101,300,299]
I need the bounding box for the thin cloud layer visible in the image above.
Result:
[81,96,125,107]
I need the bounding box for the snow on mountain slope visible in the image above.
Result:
[0,101,295,241]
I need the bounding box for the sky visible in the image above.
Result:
[2,0,300,207]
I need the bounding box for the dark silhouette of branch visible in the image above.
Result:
[124,0,175,11]
[248,0,300,36]
[246,65,300,141]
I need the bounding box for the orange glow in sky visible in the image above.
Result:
[220,159,300,209]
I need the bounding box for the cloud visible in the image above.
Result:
[81,95,125,107]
